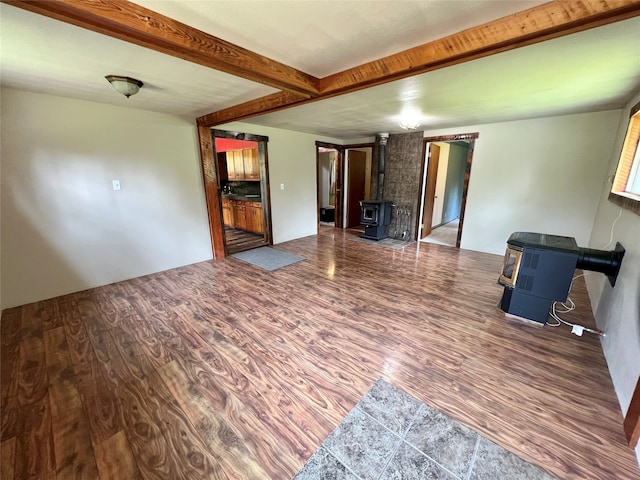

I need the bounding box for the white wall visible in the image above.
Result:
[423,110,620,254]
[1,89,212,309]
[216,122,343,245]
[585,92,640,464]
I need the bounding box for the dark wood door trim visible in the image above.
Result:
[197,125,225,259]
[418,133,479,248]
[624,375,640,448]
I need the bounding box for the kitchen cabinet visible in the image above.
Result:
[243,148,260,180]
[224,199,263,234]
[232,200,247,230]
[246,202,264,234]
[221,198,233,226]
[226,148,259,181]
[227,150,245,180]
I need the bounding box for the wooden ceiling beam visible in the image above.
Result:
[198,0,640,126]
[319,0,640,95]
[3,0,320,97]
[197,92,311,127]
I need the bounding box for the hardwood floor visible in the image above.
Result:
[1,227,638,479]
[224,227,266,254]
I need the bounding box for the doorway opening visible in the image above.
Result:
[199,129,272,258]
[315,142,373,232]
[417,133,478,248]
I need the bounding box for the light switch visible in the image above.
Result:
[280,183,285,190]
[112,180,121,191]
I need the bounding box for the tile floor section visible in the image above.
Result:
[420,219,459,247]
[294,379,555,480]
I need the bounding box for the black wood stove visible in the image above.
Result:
[359,200,393,240]
[498,232,625,324]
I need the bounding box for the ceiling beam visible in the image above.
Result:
[197,92,310,127]
[198,0,640,126]
[3,0,320,97]
[319,0,640,95]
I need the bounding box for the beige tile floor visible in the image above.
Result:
[420,218,460,247]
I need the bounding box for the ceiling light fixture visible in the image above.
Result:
[398,119,421,131]
[105,75,143,98]
[398,109,422,131]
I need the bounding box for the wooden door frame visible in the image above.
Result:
[416,133,479,248]
[625,375,640,448]
[316,142,345,229]
[197,127,271,259]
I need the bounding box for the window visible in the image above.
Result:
[610,100,640,214]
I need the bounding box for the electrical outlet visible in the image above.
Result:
[112,180,121,191]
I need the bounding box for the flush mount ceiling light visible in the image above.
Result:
[399,119,421,130]
[105,75,143,98]
[398,109,422,130]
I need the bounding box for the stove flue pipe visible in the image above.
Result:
[376,133,389,201]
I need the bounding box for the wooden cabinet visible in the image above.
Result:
[227,150,244,180]
[246,202,264,234]
[243,148,260,180]
[232,200,247,230]
[221,198,233,226]
[225,148,259,181]
[224,199,262,234]
[223,195,263,234]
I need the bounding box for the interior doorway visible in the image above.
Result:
[417,133,478,248]
[201,129,272,257]
[316,143,343,228]
[316,142,373,231]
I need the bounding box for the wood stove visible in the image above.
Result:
[498,232,625,324]
[359,200,393,240]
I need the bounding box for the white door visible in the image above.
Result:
[431,143,450,227]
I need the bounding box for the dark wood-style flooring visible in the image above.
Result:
[1,227,638,479]
[224,227,265,254]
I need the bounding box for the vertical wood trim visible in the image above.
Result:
[624,376,640,447]
[259,142,273,245]
[197,125,226,259]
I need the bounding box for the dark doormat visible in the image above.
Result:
[294,379,555,480]
[231,246,304,271]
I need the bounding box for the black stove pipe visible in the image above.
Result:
[376,133,389,201]
[577,242,625,287]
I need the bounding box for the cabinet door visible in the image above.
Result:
[226,153,236,180]
[233,150,245,180]
[221,199,232,226]
[234,202,247,230]
[243,148,260,180]
[248,203,264,234]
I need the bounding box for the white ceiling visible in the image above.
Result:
[1,1,639,139]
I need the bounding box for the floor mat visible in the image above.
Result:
[231,246,304,271]
[294,379,555,480]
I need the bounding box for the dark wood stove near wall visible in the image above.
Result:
[369,131,424,240]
